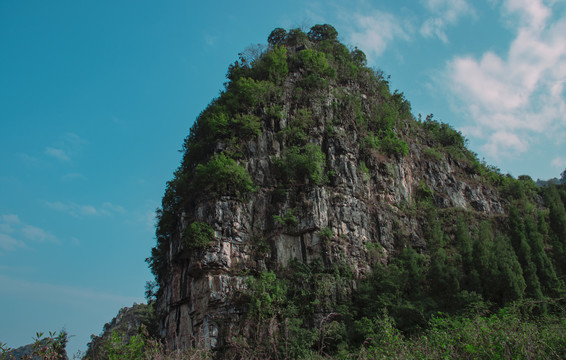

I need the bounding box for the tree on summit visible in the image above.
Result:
[307,24,338,42]
[268,27,287,47]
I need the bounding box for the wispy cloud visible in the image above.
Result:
[101,202,125,216]
[45,201,98,217]
[18,153,43,168]
[45,132,88,163]
[445,0,566,159]
[551,156,566,169]
[0,214,57,253]
[0,233,27,252]
[21,224,57,243]
[0,274,143,308]
[420,0,476,43]
[203,34,216,47]
[45,147,71,162]
[21,132,87,168]
[137,209,157,233]
[45,201,124,218]
[347,10,413,61]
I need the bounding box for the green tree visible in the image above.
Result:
[182,222,215,250]
[472,222,498,301]
[508,207,543,299]
[428,248,460,303]
[267,27,287,47]
[545,185,566,276]
[259,45,288,83]
[307,24,338,42]
[245,271,286,322]
[525,216,563,297]
[494,235,526,304]
[274,143,327,185]
[193,153,256,198]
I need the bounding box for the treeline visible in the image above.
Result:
[142,23,566,359]
[226,181,566,359]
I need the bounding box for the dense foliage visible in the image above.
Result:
[1,331,68,360]
[182,222,215,250]
[147,23,410,289]
[144,24,566,359]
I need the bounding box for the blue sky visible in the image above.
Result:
[1,0,565,355]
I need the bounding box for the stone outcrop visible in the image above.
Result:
[152,27,506,352]
[155,92,504,351]
[84,303,155,360]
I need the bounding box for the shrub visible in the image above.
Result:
[378,131,409,157]
[299,73,329,90]
[224,77,277,112]
[193,153,256,198]
[245,271,287,321]
[423,115,465,148]
[278,108,314,144]
[318,227,334,242]
[373,101,399,132]
[359,161,370,181]
[416,180,433,203]
[231,113,261,138]
[274,144,327,185]
[182,222,215,250]
[260,45,288,83]
[1,331,68,360]
[424,147,444,161]
[106,330,145,360]
[265,105,283,121]
[298,49,336,79]
[273,210,298,226]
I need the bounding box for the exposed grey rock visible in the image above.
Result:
[154,47,505,352]
[156,107,504,352]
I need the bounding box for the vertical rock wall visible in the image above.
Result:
[156,104,504,349]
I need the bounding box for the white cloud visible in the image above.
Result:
[0,233,27,252]
[481,131,530,158]
[0,274,142,308]
[502,0,551,30]
[18,153,43,168]
[45,201,98,217]
[551,156,566,169]
[45,147,71,162]
[101,202,125,216]
[446,0,566,159]
[45,201,124,218]
[21,224,57,243]
[0,214,56,253]
[44,133,87,163]
[420,0,476,43]
[347,10,412,60]
[2,214,20,225]
[138,210,157,233]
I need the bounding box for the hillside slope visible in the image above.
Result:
[146,25,566,358]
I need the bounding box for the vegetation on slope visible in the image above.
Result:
[141,24,566,359]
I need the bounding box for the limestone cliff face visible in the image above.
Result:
[152,27,505,351]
